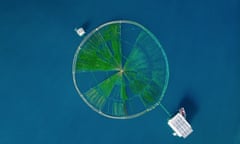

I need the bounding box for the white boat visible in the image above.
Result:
[75,27,86,37]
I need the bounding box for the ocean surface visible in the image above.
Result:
[0,0,239,144]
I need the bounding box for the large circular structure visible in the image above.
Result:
[72,20,169,119]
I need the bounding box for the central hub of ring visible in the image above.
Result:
[120,69,124,73]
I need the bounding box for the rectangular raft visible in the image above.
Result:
[168,113,193,138]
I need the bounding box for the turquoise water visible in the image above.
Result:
[0,0,239,143]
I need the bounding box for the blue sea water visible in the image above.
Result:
[0,0,239,144]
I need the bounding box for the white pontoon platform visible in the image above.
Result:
[168,112,193,138]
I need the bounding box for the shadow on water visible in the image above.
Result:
[177,91,199,122]
[81,20,91,31]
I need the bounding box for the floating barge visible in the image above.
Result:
[167,108,193,138]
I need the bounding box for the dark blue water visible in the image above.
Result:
[0,0,239,143]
